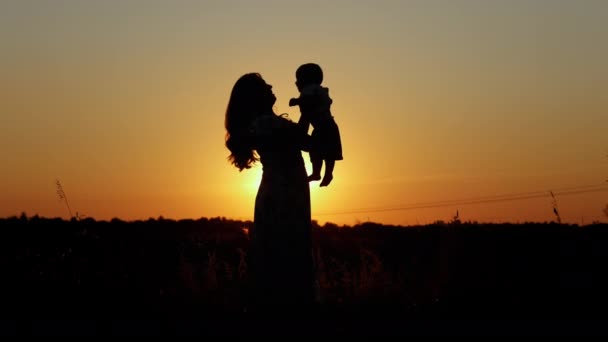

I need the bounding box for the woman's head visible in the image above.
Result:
[225,73,276,171]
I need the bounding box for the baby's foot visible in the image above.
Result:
[320,174,333,187]
[308,174,321,182]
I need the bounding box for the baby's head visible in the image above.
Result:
[295,63,323,91]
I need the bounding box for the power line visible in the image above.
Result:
[317,183,606,214]
[315,184,608,216]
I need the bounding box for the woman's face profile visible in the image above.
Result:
[262,81,276,107]
[238,74,276,113]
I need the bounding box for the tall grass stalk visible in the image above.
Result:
[56,179,73,219]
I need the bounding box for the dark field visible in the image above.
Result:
[1,215,607,336]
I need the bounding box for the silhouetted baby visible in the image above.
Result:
[289,63,343,187]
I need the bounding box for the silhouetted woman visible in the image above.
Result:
[225,73,314,314]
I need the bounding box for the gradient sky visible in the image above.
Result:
[1,0,607,225]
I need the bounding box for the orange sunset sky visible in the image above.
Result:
[1,0,607,225]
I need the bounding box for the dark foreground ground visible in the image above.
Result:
[1,216,607,336]
[3,299,608,336]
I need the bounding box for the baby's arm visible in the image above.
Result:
[297,110,311,135]
[290,93,320,108]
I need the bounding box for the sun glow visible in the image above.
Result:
[235,159,328,214]
[241,165,263,198]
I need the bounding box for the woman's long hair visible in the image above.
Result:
[225,73,275,171]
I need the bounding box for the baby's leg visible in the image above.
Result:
[308,156,322,182]
[320,160,335,187]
